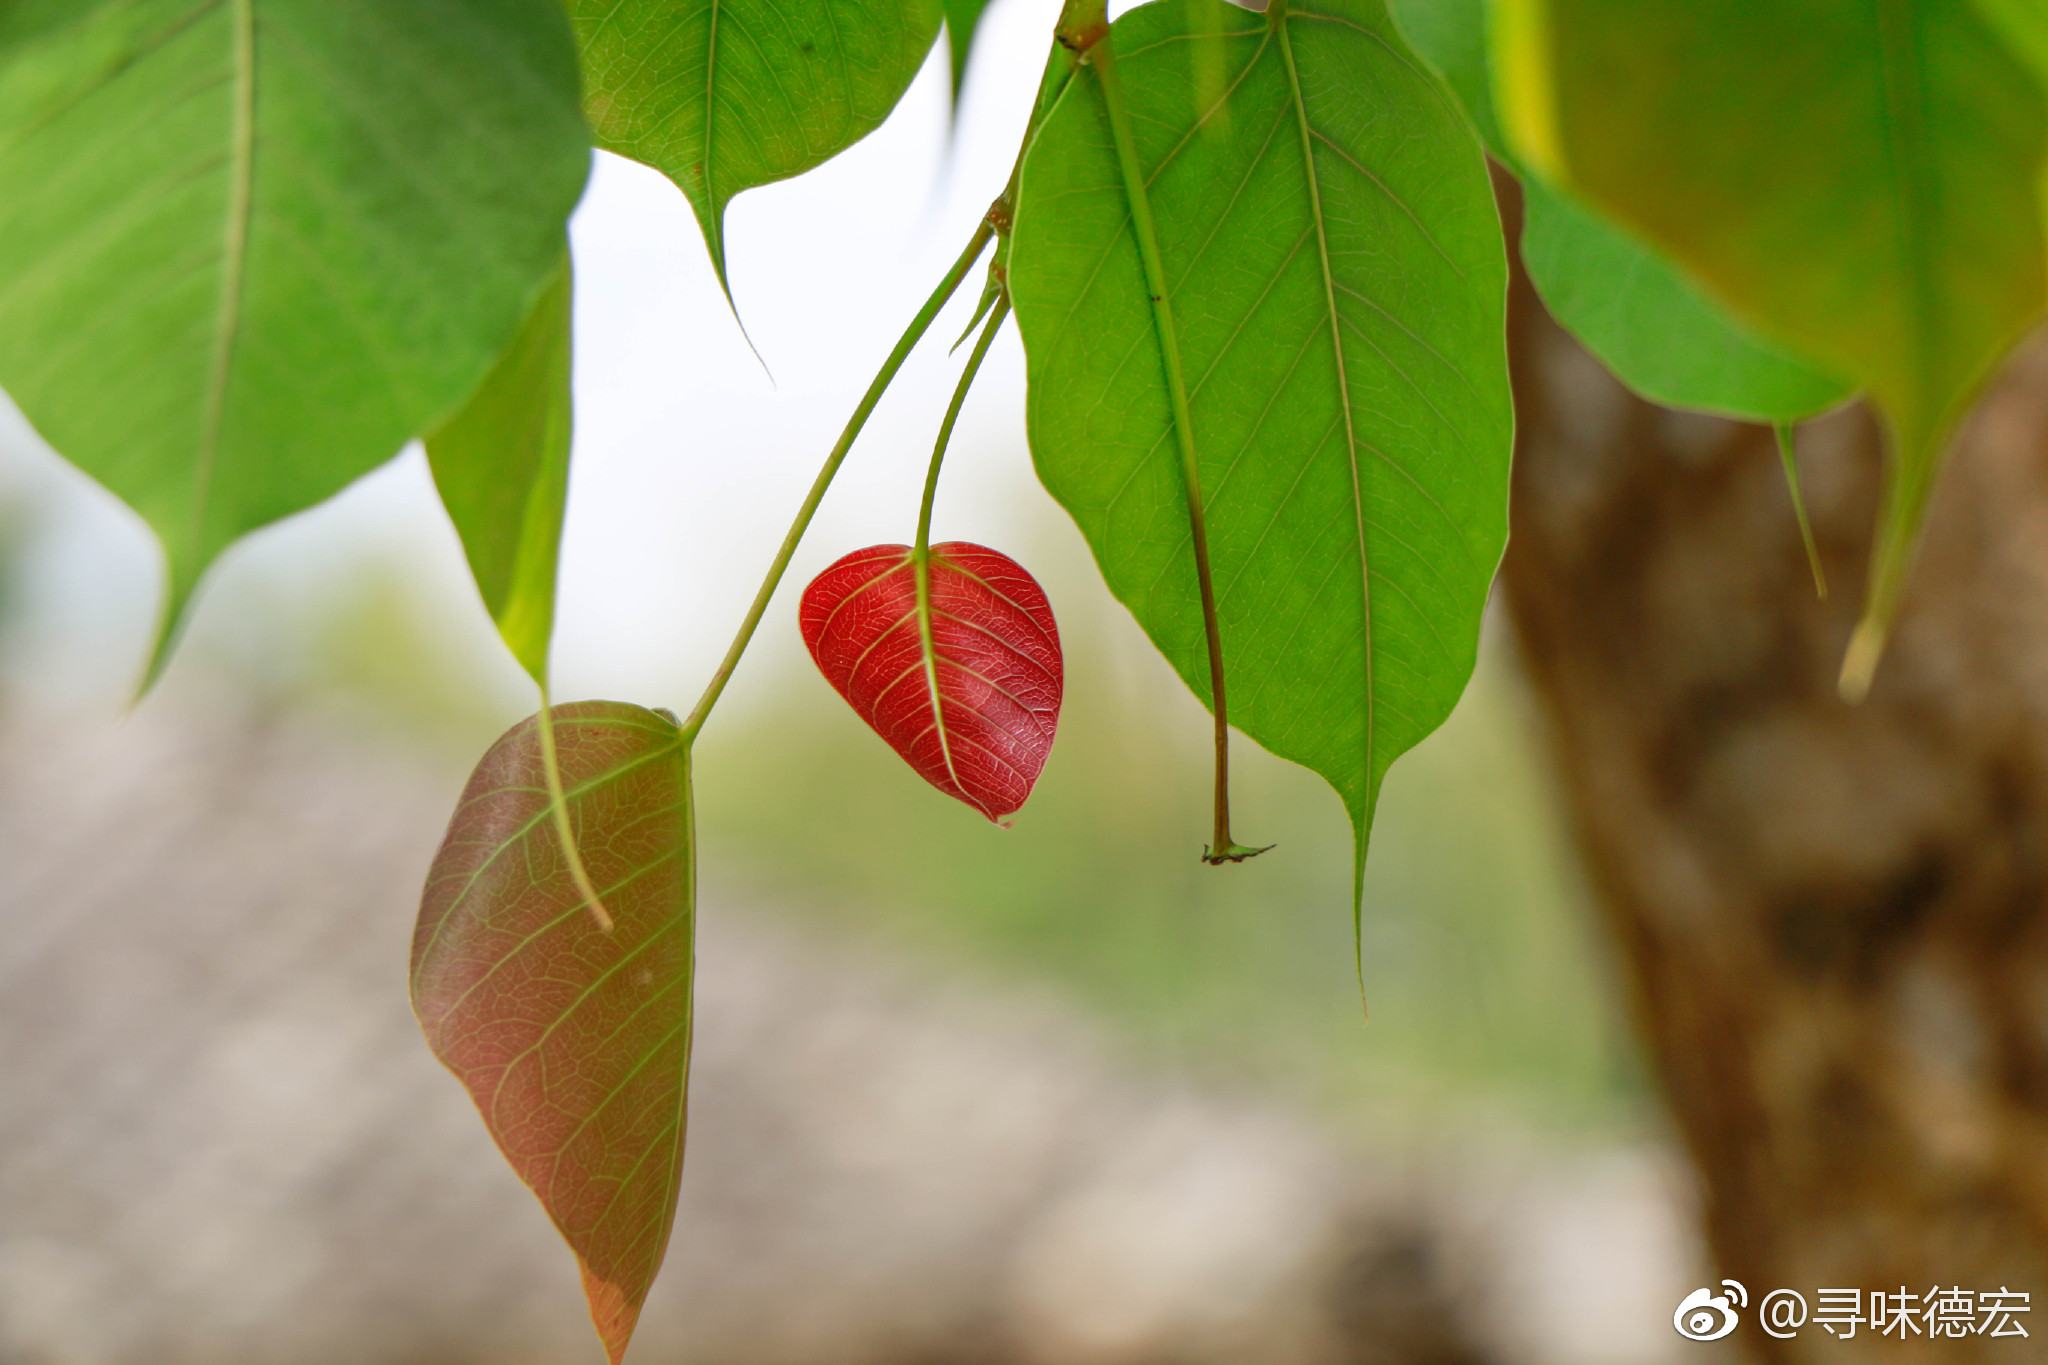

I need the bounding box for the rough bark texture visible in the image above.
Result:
[1500,178,2048,1362]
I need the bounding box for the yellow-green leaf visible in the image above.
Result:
[427,248,575,686]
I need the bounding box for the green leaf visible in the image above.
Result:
[1389,0,1852,421]
[1518,179,1853,421]
[0,0,591,665]
[412,701,694,1365]
[1980,0,2048,89]
[1009,0,1511,906]
[944,0,995,105]
[1386,0,1508,152]
[1499,0,2048,691]
[427,248,575,686]
[572,0,943,295]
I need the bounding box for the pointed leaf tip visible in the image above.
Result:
[800,542,1063,821]
[412,701,695,1365]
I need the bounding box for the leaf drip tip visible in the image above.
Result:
[1838,616,1886,703]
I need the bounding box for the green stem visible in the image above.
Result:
[1774,422,1827,601]
[916,298,1011,553]
[676,219,995,744]
[1091,26,1265,865]
[910,296,1012,804]
[536,685,615,932]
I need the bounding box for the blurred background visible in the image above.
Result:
[0,2,1760,1361]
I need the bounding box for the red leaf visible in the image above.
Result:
[411,702,694,1365]
[800,541,1063,821]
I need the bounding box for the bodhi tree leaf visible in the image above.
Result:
[413,701,694,1365]
[0,0,590,667]
[571,0,943,299]
[427,248,575,686]
[945,0,996,106]
[799,541,1063,822]
[1009,0,1511,908]
[1978,0,2048,221]
[1388,0,1852,421]
[1496,0,2048,692]
[1517,183,1853,421]
[1980,0,2048,97]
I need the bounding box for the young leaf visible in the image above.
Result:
[1009,0,1511,905]
[1496,0,2048,692]
[0,0,591,668]
[1388,0,1852,422]
[412,702,694,1365]
[426,248,575,686]
[800,542,1062,823]
[571,0,943,299]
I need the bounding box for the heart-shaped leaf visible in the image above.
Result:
[799,541,1062,823]
[412,701,694,1365]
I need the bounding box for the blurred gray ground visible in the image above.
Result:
[0,703,1717,1365]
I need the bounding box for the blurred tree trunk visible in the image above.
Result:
[1498,177,2048,1363]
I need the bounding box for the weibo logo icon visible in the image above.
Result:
[1674,1280,1748,1341]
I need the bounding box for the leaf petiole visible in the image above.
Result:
[1774,422,1827,600]
[916,297,1011,555]
[1088,19,1268,865]
[676,218,998,745]
[909,297,1013,800]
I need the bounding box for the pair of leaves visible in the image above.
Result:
[0,0,591,663]
[1388,0,1852,423]
[1496,0,2048,689]
[1008,0,1512,908]
[799,542,1063,823]
[413,702,695,1365]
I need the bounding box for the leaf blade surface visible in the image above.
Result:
[0,0,591,653]
[412,701,694,1365]
[1009,0,1511,882]
[572,0,942,291]
[800,541,1063,822]
[944,0,995,104]
[427,248,576,685]
[1390,0,1852,421]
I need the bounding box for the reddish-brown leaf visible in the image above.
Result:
[411,701,693,1365]
[799,541,1062,821]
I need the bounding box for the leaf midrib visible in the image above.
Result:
[1275,3,1373,780]
[701,0,721,266]
[413,731,686,988]
[1871,0,1937,428]
[187,0,254,578]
